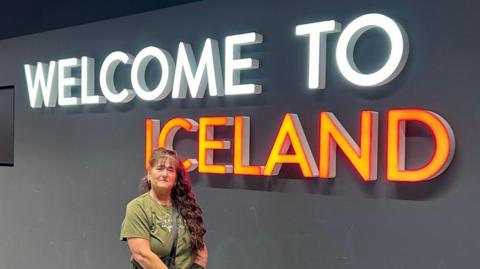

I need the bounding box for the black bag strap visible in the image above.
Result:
[167,205,179,269]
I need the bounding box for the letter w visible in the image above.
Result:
[24,61,57,108]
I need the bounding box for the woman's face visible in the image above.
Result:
[148,157,177,194]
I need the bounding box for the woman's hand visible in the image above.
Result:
[193,245,208,268]
[128,237,169,269]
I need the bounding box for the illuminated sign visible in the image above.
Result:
[24,13,408,107]
[386,109,455,182]
[24,33,264,108]
[22,13,456,181]
[145,110,455,181]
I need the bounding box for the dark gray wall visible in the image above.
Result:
[0,0,477,268]
[0,0,199,40]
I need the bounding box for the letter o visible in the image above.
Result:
[131,46,175,101]
[336,13,409,87]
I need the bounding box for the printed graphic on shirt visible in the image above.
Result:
[151,210,187,234]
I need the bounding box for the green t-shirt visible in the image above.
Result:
[120,192,193,269]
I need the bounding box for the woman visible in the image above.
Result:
[120,148,208,269]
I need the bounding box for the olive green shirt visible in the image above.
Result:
[120,192,193,269]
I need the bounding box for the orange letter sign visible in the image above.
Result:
[234,116,264,175]
[145,119,160,170]
[199,116,234,174]
[158,117,199,172]
[387,109,455,182]
[319,111,378,181]
[264,113,318,177]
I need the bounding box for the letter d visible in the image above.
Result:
[387,109,455,182]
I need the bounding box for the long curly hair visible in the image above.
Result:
[139,148,206,254]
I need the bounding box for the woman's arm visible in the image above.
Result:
[193,244,208,268]
[127,238,169,269]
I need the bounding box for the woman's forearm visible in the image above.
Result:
[133,250,169,269]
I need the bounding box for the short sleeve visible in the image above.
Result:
[120,201,151,241]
